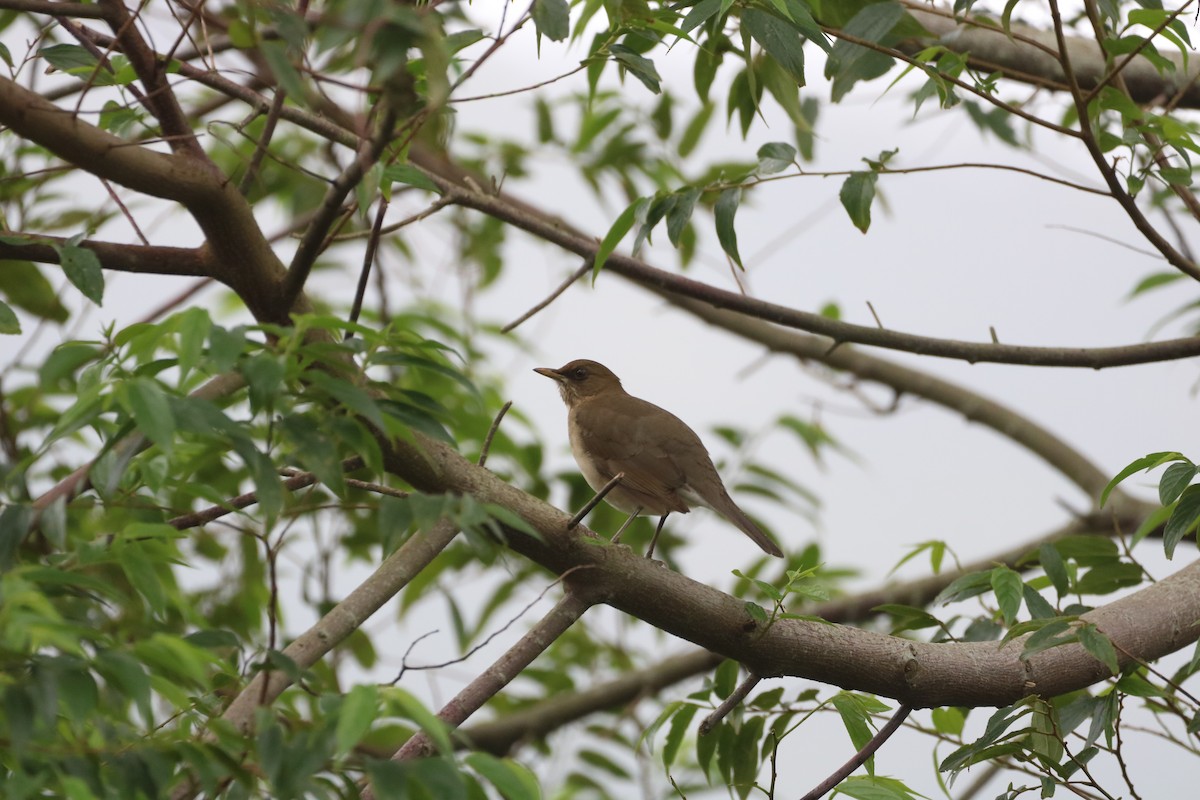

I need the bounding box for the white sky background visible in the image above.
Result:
[4,1,1200,797]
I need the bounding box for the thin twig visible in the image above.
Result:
[699,671,762,734]
[478,401,513,467]
[567,472,625,530]
[502,258,592,333]
[799,704,913,800]
[378,589,593,771]
[346,196,389,338]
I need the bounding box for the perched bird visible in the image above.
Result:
[534,359,784,559]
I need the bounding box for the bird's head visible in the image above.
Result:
[534,359,624,404]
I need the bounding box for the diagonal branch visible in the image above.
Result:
[98,0,209,160]
[416,165,1200,368]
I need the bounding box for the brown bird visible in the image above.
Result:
[534,359,784,559]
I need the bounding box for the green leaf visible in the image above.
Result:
[0,299,19,334]
[933,570,993,606]
[1077,624,1120,675]
[1021,619,1076,658]
[825,2,904,102]
[532,0,570,42]
[305,370,388,431]
[931,706,965,736]
[714,187,744,268]
[176,307,211,379]
[680,0,722,36]
[663,703,698,768]
[609,43,661,94]
[832,692,875,753]
[840,171,878,233]
[1164,484,1200,558]
[1159,461,1197,505]
[0,504,32,571]
[122,378,176,454]
[388,688,453,755]
[463,752,540,800]
[336,684,379,755]
[260,39,307,98]
[990,566,1024,625]
[1039,543,1069,597]
[58,244,105,305]
[0,260,69,322]
[1100,451,1186,507]
[743,8,806,85]
[836,774,923,799]
[666,186,701,246]
[382,164,441,195]
[678,102,714,158]
[757,141,797,174]
[593,198,643,279]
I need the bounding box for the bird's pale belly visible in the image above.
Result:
[567,425,681,516]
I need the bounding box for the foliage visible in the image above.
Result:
[1,1,1199,799]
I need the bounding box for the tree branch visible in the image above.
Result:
[417,165,1200,368]
[901,4,1200,109]
[0,235,210,277]
[456,513,1153,756]
[99,0,209,160]
[382,589,593,768]
[0,0,110,17]
[376,431,1200,709]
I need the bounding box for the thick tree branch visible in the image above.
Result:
[457,512,1154,756]
[0,76,218,204]
[0,73,300,322]
[376,432,1200,709]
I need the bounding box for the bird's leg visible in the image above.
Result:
[611,506,643,543]
[645,514,670,559]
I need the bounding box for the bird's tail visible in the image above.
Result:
[695,487,784,558]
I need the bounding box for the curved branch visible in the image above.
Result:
[799,704,913,800]
[0,74,299,321]
[378,432,1200,709]
[418,167,1200,369]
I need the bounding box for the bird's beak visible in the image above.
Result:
[533,367,565,383]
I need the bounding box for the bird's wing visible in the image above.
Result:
[572,396,702,513]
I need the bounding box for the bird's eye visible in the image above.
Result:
[572,367,588,380]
